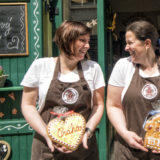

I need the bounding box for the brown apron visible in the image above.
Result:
[31,57,99,160]
[112,65,160,160]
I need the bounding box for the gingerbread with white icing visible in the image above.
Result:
[143,113,160,151]
[47,112,86,151]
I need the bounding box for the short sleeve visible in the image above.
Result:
[93,63,105,90]
[108,58,130,87]
[21,59,42,87]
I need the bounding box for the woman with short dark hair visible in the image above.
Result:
[21,21,105,160]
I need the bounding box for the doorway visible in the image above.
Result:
[109,0,160,65]
[107,0,160,158]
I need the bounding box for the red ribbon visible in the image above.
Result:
[50,110,74,118]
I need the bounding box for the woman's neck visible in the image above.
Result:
[140,61,158,76]
[59,53,78,74]
[139,51,159,76]
[140,49,157,67]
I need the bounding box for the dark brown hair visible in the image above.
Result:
[53,20,91,57]
[126,20,159,50]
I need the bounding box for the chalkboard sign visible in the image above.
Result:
[0,3,28,56]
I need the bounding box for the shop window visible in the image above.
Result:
[63,0,98,61]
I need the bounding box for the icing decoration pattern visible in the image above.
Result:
[47,112,86,151]
[144,113,160,151]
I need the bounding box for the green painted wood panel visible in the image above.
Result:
[0,0,43,87]
[0,0,43,160]
[0,91,23,120]
[0,119,33,135]
[0,134,33,160]
[19,135,28,160]
[11,135,19,160]
[0,90,34,160]
[97,0,107,160]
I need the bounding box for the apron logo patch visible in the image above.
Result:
[62,88,79,104]
[141,84,157,99]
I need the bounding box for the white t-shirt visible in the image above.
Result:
[108,57,160,101]
[21,57,105,112]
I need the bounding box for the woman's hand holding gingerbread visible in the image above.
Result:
[122,130,148,152]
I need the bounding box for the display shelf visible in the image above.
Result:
[0,86,23,92]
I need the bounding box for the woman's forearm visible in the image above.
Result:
[86,87,104,132]
[107,105,128,138]
[86,104,104,131]
[21,105,48,138]
[21,87,48,138]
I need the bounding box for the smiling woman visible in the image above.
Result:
[21,20,105,160]
[106,20,160,160]
[125,31,147,64]
[71,34,90,61]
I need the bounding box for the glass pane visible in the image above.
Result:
[63,0,98,61]
[71,0,97,7]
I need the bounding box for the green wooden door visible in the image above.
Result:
[0,0,43,159]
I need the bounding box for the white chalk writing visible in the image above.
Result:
[0,16,20,50]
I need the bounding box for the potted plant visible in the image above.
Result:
[0,66,8,87]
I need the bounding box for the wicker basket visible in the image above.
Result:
[0,75,8,87]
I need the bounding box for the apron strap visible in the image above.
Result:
[52,56,60,81]
[77,61,86,83]
[53,56,86,83]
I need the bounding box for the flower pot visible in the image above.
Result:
[0,75,8,87]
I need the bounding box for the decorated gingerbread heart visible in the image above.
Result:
[143,112,160,151]
[47,112,86,151]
